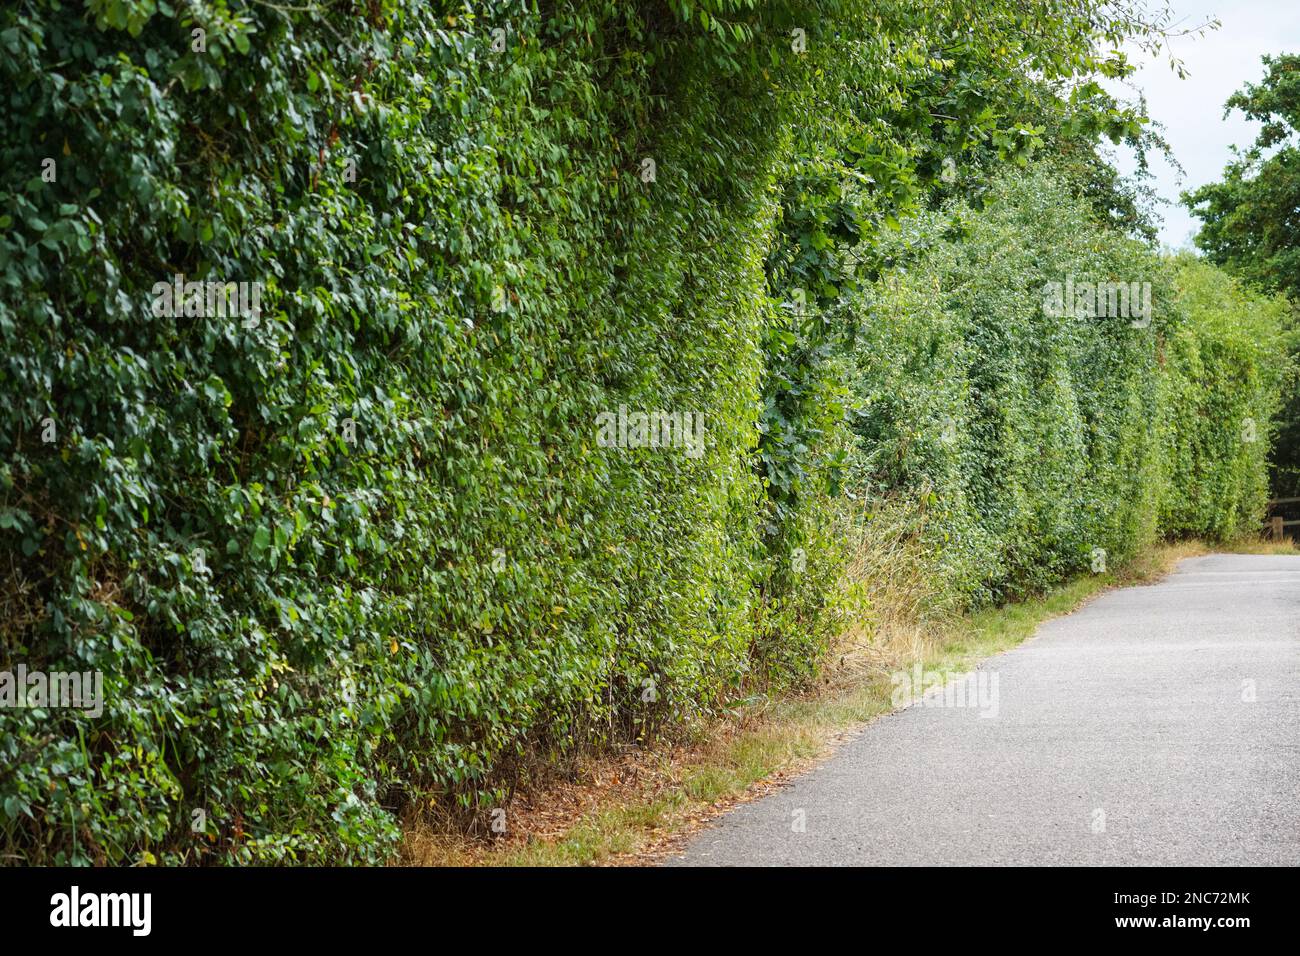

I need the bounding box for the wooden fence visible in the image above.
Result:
[1266,497,1300,540]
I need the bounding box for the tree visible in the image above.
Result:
[1185,54,1300,298]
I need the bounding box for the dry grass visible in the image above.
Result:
[399,534,1259,867]
[1219,536,1298,555]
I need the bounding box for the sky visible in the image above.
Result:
[1105,0,1300,248]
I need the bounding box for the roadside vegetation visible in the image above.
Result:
[0,0,1290,865]
[1184,52,1300,499]
[407,536,1295,866]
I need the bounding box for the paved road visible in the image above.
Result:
[673,554,1300,866]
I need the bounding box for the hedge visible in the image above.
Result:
[0,0,1270,864]
[849,167,1286,607]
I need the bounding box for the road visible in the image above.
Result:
[672,554,1300,866]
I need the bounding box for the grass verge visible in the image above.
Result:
[400,537,1290,866]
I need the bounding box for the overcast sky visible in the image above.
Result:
[1105,0,1300,248]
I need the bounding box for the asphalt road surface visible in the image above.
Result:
[673,554,1300,866]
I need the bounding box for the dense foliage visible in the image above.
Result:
[1184,54,1300,497]
[0,0,1280,864]
[850,168,1285,607]
[1185,54,1300,300]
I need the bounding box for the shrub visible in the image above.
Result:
[0,1,1264,864]
[0,0,848,865]
[847,167,1285,608]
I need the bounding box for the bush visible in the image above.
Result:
[847,167,1286,608]
[1,1,1274,865]
[0,0,859,865]
[1159,256,1289,537]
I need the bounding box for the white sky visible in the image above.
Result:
[1105,0,1300,248]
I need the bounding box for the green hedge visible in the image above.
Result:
[849,167,1285,607]
[1159,256,1289,537]
[0,0,865,865]
[0,0,1273,865]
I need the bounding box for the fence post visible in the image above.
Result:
[1271,516,1285,541]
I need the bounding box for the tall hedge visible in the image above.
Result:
[0,0,1264,865]
[1159,256,1289,537]
[849,168,1284,607]
[0,0,816,864]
